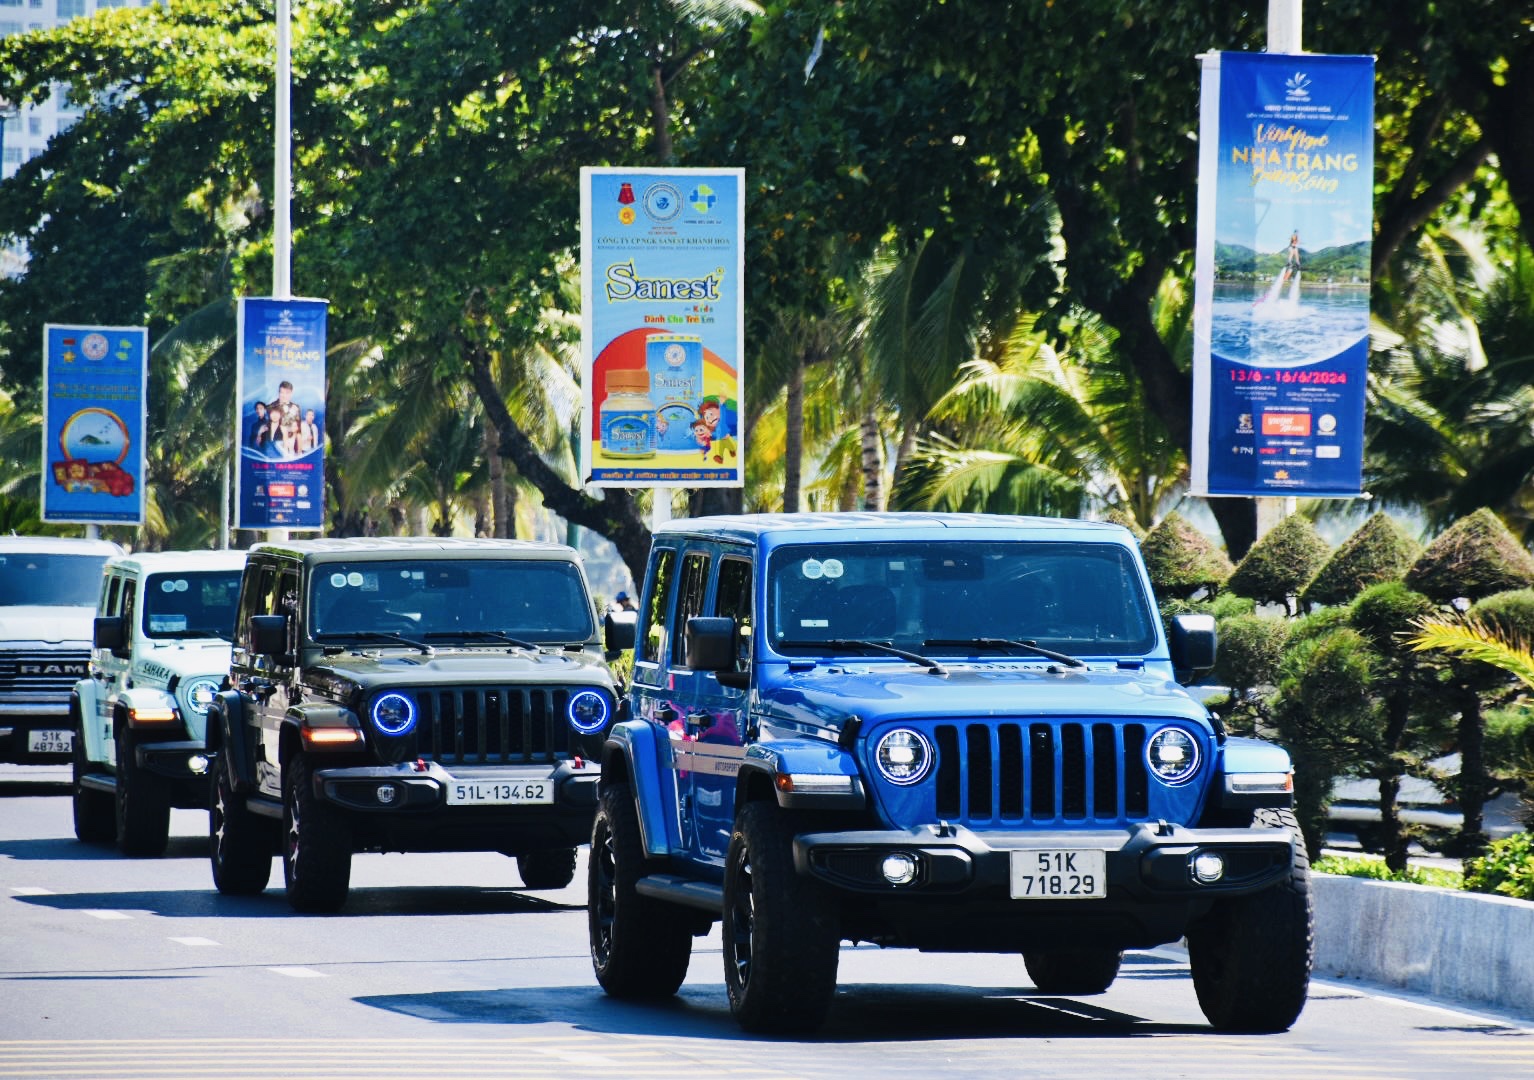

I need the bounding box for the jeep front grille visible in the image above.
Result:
[933,721,1150,825]
[0,650,90,695]
[415,686,573,765]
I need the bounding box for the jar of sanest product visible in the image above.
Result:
[598,369,656,459]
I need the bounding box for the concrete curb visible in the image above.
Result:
[1314,873,1534,1017]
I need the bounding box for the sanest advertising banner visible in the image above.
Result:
[1191,52,1375,498]
[41,324,148,525]
[580,167,745,488]
[234,297,328,531]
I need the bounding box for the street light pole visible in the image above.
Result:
[268,0,292,543]
[1255,0,1303,540]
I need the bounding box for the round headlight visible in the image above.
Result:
[1146,726,1200,785]
[874,728,933,785]
[370,692,417,737]
[567,690,611,735]
[181,676,221,716]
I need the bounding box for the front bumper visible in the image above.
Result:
[0,703,74,763]
[798,821,1291,899]
[311,758,601,853]
[134,739,214,806]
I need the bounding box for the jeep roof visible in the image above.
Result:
[0,535,123,557]
[102,549,248,578]
[656,511,1130,544]
[247,536,583,562]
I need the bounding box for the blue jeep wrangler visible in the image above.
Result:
[590,513,1311,1033]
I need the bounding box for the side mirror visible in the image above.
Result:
[685,615,749,690]
[249,614,289,659]
[603,608,637,656]
[1170,613,1217,683]
[93,615,127,655]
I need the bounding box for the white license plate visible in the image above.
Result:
[1010,848,1107,899]
[27,729,73,754]
[446,780,554,806]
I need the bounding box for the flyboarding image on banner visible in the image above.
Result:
[1191,52,1375,498]
[234,297,328,531]
[41,324,148,525]
[580,167,744,488]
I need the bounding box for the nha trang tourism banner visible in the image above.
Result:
[1190,52,1375,498]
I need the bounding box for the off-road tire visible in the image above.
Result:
[115,724,171,857]
[588,784,692,998]
[1023,948,1124,995]
[71,712,114,844]
[722,801,840,1033]
[282,754,353,913]
[210,764,274,895]
[1187,807,1314,1032]
[517,847,578,890]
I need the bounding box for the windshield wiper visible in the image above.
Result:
[423,630,540,650]
[923,637,1086,668]
[316,629,434,656]
[779,638,948,677]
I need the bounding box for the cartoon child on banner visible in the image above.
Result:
[696,395,738,463]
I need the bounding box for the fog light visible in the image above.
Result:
[1193,852,1225,884]
[881,852,918,885]
[376,784,397,805]
[187,754,209,775]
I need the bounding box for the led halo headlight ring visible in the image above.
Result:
[181,676,221,716]
[567,690,612,735]
[370,692,418,737]
[1145,725,1201,785]
[874,727,934,786]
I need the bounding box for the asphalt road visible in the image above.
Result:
[2,766,1532,1079]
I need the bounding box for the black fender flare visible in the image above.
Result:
[208,690,255,792]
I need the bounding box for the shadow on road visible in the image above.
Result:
[356,973,1210,1042]
[0,834,210,861]
[8,883,583,919]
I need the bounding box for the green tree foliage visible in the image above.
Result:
[1302,513,1422,609]
[1140,512,1232,601]
[1406,508,1534,604]
[1226,515,1331,614]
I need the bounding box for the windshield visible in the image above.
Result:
[144,571,243,639]
[767,540,1157,658]
[308,558,596,644]
[0,553,109,607]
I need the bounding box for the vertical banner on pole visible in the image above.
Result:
[234,297,328,531]
[579,167,745,488]
[41,324,148,525]
[1191,52,1375,498]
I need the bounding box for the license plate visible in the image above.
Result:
[1010,848,1107,899]
[27,729,73,755]
[446,780,553,806]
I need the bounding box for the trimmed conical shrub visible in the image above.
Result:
[1100,506,1146,540]
[1301,513,1421,608]
[1226,514,1331,609]
[1405,508,1534,603]
[1140,512,1233,600]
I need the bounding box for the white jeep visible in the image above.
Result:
[71,550,246,856]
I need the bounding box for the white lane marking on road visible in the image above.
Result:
[169,936,219,947]
[82,909,132,920]
[533,1047,622,1066]
[9,886,54,895]
[268,966,327,978]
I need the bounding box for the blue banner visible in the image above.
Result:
[41,324,147,525]
[1191,53,1375,498]
[234,298,328,531]
[580,167,745,487]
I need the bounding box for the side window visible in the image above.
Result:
[671,552,711,667]
[233,564,276,652]
[713,557,753,672]
[103,575,121,617]
[638,548,676,666]
[120,580,138,639]
[279,570,300,657]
